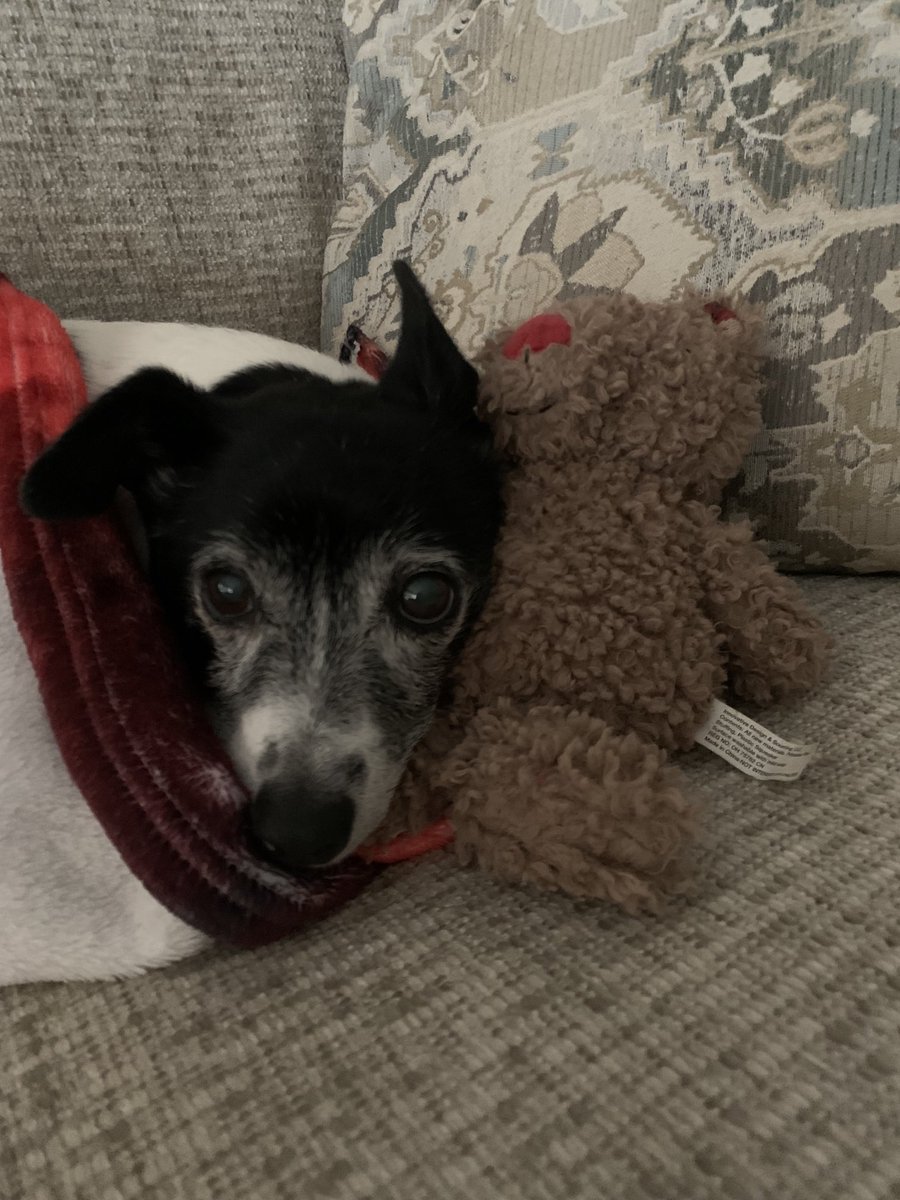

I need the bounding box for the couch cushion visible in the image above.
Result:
[4,577,900,1199]
[2,0,346,345]
[323,0,900,572]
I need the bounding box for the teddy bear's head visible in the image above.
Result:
[476,291,764,495]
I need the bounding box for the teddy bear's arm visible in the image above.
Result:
[436,701,695,913]
[699,517,831,706]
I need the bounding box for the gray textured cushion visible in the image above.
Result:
[1,0,346,345]
[5,577,900,1199]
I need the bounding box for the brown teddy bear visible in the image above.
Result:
[364,290,831,912]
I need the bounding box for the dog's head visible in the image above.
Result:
[22,263,503,871]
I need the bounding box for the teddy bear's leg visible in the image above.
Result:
[434,703,696,914]
[700,519,831,706]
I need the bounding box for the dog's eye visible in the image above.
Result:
[397,572,456,627]
[202,568,255,621]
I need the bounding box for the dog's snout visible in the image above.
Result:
[248,782,355,871]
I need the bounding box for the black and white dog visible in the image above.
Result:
[22,263,504,873]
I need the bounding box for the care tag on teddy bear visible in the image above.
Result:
[695,699,817,781]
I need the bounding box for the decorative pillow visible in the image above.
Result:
[323,0,900,572]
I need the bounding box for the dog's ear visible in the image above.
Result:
[379,261,479,425]
[21,367,218,520]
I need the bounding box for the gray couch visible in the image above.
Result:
[2,0,345,346]
[3,4,900,1199]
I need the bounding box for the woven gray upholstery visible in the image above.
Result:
[1,0,346,345]
[4,577,899,1200]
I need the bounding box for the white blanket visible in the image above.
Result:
[0,320,364,986]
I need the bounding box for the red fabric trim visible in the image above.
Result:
[359,817,455,864]
[502,313,572,359]
[0,278,376,948]
[704,301,738,324]
[340,324,390,380]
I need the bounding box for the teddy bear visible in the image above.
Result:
[364,289,831,912]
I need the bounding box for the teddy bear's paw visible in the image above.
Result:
[728,596,833,706]
[439,704,696,913]
[702,525,832,706]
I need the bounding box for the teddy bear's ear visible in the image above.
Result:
[501,313,572,360]
[379,261,479,427]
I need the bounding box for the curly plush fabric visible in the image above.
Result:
[386,291,831,912]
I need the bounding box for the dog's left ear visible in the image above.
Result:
[21,367,218,520]
[379,261,479,425]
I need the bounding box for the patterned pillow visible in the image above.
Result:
[323,0,900,572]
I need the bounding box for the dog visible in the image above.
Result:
[21,262,504,873]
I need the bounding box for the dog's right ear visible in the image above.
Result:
[21,367,218,520]
[379,261,479,426]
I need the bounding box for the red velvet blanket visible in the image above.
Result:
[0,276,377,948]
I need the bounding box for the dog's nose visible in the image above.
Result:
[248,783,355,871]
